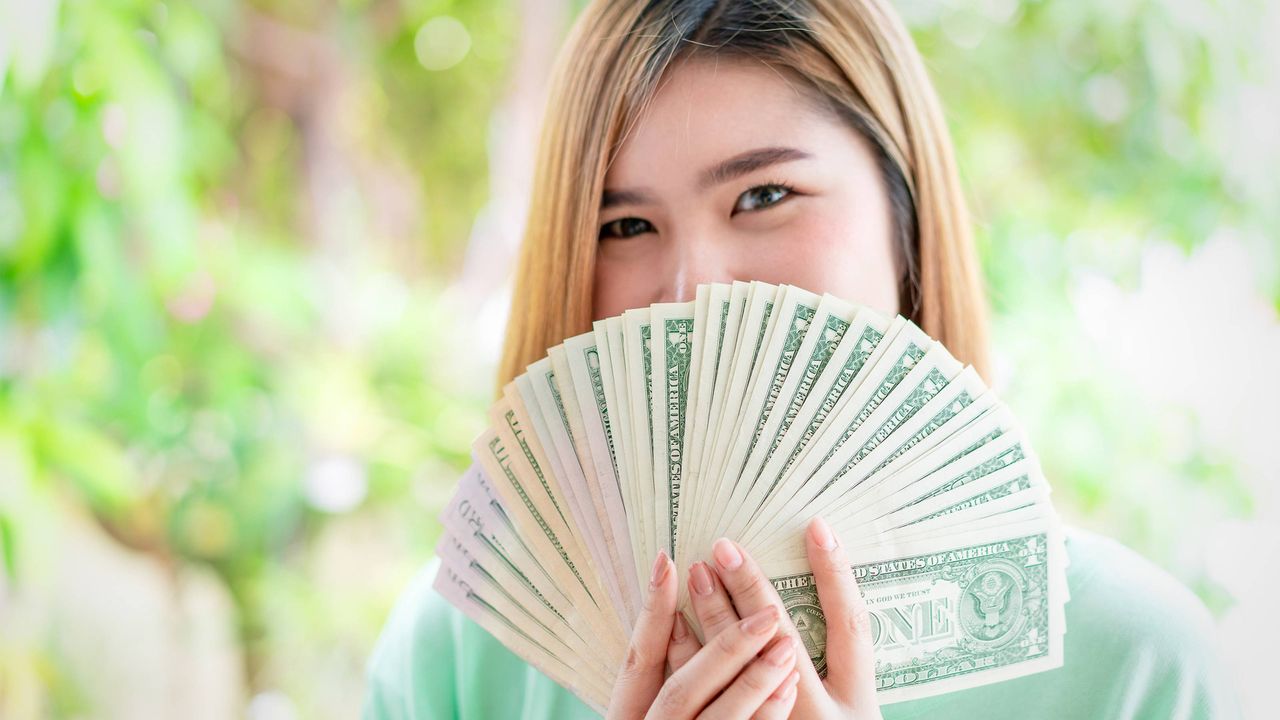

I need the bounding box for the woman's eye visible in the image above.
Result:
[599,217,654,240]
[734,183,793,214]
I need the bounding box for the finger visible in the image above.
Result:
[708,538,827,710]
[750,668,800,720]
[696,635,798,720]
[807,516,875,707]
[607,550,677,720]
[644,605,781,719]
[711,538,784,618]
[688,560,740,641]
[666,612,701,673]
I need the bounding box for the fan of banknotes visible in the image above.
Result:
[434,280,1068,713]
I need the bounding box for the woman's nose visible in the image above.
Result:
[662,230,732,303]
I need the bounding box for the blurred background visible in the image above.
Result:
[0,0,1276,718]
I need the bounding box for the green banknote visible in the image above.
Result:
[769,529,1058,703]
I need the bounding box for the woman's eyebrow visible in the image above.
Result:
[698,146,812,190]
[600,146,813,209]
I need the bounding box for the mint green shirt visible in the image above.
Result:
[362,528,1240,719]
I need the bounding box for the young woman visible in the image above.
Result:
[363,1,1239,718]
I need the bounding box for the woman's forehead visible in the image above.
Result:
[606,56,842,185]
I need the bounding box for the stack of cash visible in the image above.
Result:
[434,280,1068,713]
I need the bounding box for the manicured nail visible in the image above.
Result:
[689,561,714,596]
[672,614,689,641]
[742,606,778,635]
[650,550,670,588]
[764,635,796,667]
[809,516,838,551]
[713,538,743,571]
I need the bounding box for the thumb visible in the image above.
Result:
[606,550,676,720]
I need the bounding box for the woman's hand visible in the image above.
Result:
[606,550,800,719]
[684,517,883,719]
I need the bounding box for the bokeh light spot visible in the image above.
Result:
[414,16,471,71]
[304,455,368,513]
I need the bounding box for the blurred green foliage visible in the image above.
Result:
[1,0,511,714]
[0,0,1274,717]
[907,0,1275,565]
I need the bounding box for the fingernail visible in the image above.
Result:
[689,562,714,596]
[672,614,689,641]
[764,635,796,667]
[713,538,743,571]
[809,516,838,551]
[650,550,670,588]
[742,606,778,635]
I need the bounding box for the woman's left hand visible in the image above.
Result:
[674,517,884,719]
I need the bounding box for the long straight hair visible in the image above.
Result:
[495,0,990,394]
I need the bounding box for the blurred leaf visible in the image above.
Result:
[0,512,15,584]
[29,419,139,516]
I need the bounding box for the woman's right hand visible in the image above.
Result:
[606,550,800,720]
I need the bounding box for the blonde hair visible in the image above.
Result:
[496,0,990,394]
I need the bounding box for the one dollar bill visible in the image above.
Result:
[765,523,1063,704]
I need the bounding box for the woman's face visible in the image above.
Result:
[592,55,901,321]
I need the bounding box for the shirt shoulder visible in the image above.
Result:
[362,558,460,720]
[1053,527,1241,718]
[361,557,600,720]
[1064,526,1213,649]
